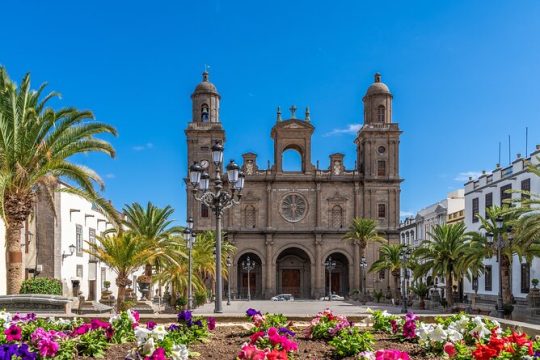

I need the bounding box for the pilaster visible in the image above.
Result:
[264,234,274,298]
[314,234,324,298]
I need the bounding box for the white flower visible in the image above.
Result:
[416,323,434,342]
[470,316,490,339]
[381,310,391,317]
[449,315,470,333]
[151,325,168,341]
[430,324,448,343]
[135,327,151,346]
[127,310,138,323]
[0,311,12,323]
[447,328,463,342]
[142,337,156,356]
[170,344,189,360]
[357,351,375,360]
[109,312,120,324]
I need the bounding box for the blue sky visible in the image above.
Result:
[2,0,540,224]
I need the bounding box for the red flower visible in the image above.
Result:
[250,331,265,344]
[266,349,288,360]
[472,344,499,360]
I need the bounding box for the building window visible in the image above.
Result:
[500,184,512,207]
[89,228,97,262]
[378,204,386,219]
[379,270,385,280]
[76,265,83,278]
[245,205,256,228]
[472,198,479,223]
[521,178,531,203]
[377,160,386,177]
[331,205,343,228]
[484,265,492,291]
[485,192,493,216]
[521,263,530,293]
[101,267,107,290]
[76,224,83,256]
[201,203,209,218]
[377,105,385,123]
[201,104,209,122]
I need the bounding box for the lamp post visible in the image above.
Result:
[183,217,195,310]
[487,215,505,318]
[62,244,76,261]
[189,141,244,314]
[242,256,255,301]
[360,256,368,295]
[324,257,337,301]
[226,255,232,305]
[400,245,413,313]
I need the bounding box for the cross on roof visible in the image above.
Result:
[289,105,297,118]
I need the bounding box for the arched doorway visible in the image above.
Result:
[276,247,311,298]
[323,253,349,297]
[237,253,263,300]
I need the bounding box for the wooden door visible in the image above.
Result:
[242,272,256,298]
[281,269,301,297]
[331,273,340,295]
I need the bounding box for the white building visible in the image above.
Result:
[0,182,122,301]
[463,146,540,302]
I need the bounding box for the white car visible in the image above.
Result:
[271,294,295,301]
[319,294,345,301]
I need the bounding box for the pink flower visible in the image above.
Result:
[38,339,59,357]
[281,338,298,352]
[145,347,167,360]
[72,323,91,336]
[444,342,457,358]
[207,317,216,331]
[375,349,410,360]
[238,343,267,360]
[4,324,22,342]
[253,314,265,327]
[402,319,416,339]
[390,320,399,334]
[91,319,110,330]
[146,321,157,330]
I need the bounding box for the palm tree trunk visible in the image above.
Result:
[116,275,129,310]
[6,221,24,294]
[501,255,512,304]
[393,273,400,300]
[445,274,454,308]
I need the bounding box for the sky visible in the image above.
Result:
[2,0,540,224]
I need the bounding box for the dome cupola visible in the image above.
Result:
[191,70,221,124]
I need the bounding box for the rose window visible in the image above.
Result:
[280,194,307,222]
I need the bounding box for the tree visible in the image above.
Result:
[86,232,154,309]
[122,202,183,297]
[369,243,403,300]
[413,223,472,308]
[343,218,386,290]
[0,67,117,294]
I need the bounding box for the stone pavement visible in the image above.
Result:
[191,300,438,317]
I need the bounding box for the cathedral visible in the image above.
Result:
[185,71,402,299]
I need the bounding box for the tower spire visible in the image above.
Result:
[276,106,282,122]
[305,106,310,122]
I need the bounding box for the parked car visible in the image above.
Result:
[319,294,345,301]
[271,294,295,301]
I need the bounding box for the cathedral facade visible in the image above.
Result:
[185,72,402,299]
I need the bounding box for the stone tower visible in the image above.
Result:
[355,73,401,235]
[185,71,225,229]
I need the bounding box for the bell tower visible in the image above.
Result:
[355,73,401,235]
[185,71,225,229]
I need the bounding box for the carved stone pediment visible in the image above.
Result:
[284,122,302,129]
[242,191,261,203]
[327,191,348,203]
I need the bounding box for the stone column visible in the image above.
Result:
[353,242,360,290]
[314,234,323,298]
[316,183,321,227]
[264,234,274,298]
[266,184,272,228]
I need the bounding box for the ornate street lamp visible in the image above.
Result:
[488,215,506,318]
[183,217,195,310]
[189,141,244,313]
[360,256,368,295]
[226,255,232,305]
[324,257,337,301]
[242,256,255,301]
[400,245,413,313]
[62,244,76,261]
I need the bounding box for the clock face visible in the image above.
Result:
[200,160,209,169]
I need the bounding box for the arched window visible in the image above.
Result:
[282,148,302,172]
[377,105,385,123]
[245,205,256,228]
[201,104,209,122]
[378,204,386,219]
[331,205,343,228]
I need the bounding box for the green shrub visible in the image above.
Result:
[194,292,206,307]
[20,277,62,295]
[329,327,374,357]
[373,289,384,303]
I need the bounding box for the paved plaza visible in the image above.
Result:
[191,300,437,317]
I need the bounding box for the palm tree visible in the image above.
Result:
[343,218,386,290]
[413,223,472,308]
[0,68,117,294]
[122,202,183,297]
[369,243,403,299]
[86,232,154,309]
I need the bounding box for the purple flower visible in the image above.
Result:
[178,310,192,323]
[146,321,157,330]
[168,324,180,332]
[278,327,296,337]
[246,308,262,317]
[207,317,216,331]
[16,344,37,360]
[405,312,417,321]
[0,344,18,359]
